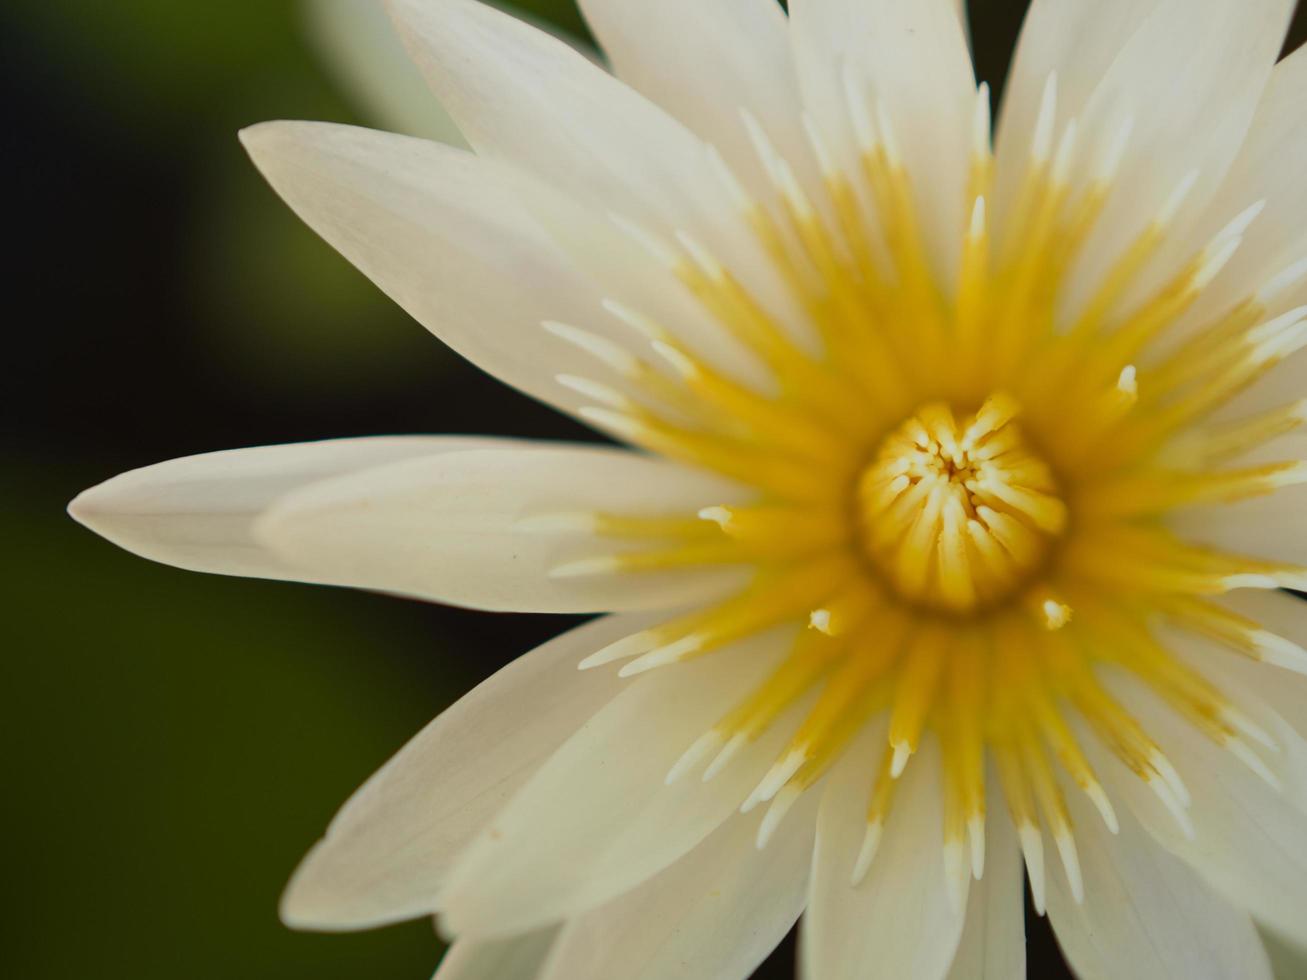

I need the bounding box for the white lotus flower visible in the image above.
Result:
[70,0,1307,977]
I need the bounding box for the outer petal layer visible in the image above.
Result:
[1046,775,1271,980]
[1170,434,1307,569]
[1186,44,1307,327]
[944,779,1026,980]
[576,0,811,206]
[804,732,967,980]
[433,928,558,980]
[307,0,466,145]
[281,614,648,931]
[1164,625,1307,814]
[240,120,609,419]
[68,437,490,581]
[538,801,818,980]
[436,629,799,939]
[255,443,748,612]
[788,0,975,282]
[384,0,778,302]
[1103,672,1307,946]
[998,0,1292,311]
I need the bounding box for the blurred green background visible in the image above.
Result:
[3,2,593,978]
[3,2,1305,979]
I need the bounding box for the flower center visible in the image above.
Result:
[856,393,1068,614]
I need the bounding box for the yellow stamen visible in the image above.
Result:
[535,83,1307,894]
[858,396,1066,612]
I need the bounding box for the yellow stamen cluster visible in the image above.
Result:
[858,395,1066,613]
[533,69,1307,907]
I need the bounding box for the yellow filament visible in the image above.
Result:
[548,80,1303,890]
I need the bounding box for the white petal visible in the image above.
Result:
[1208,47,1307,418]
[576,0,813,208]
[1170,433,1307,569]
[1215,589,1307,687]
[245,114,768,402]
[281,614,649,931]
[436,629,797,939]
[1101,671,1307,946]
[307,0,466,144]
[434,928,558,980]
[67,437,491,581]
[255,443,749,613]
[997,0,1292,314]
[240,120,625,419]
[1181,45,1307,328]
[386,0,702,225]
[493,157,773,389]
[1046,770,1271,980]
[996,0,1156,210]
[538,801,818,980]
[804,730,967,980]
[385,0,809,385]
[944,788,1026,980]
[384,0,784,316]
[1217,345,1307,426]
[789,0,975,284]
[1172,485,1307,570]
[1217,342,1307,441]
[1160,623,1307,813]
[307,0,598,146]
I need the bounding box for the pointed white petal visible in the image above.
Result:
[309,0,597,146]
[1181,45,1307,333]
[538,801,817,980]
[1214,590,1307,683]
[240,120,629,420]
[255,444,748,613]
[1046,773,1271,980]
[1172,488,1307,570]
[789,0,975,284]
[1219,343,1307,428]
[386,0,706,227]
[576,0,813,207]
[1171,435,1307,570]
[944,778,1026,980]
[804,730,968,980]
[281,614,650,931]
[997,0,1293,315]
[434,927,558,980]
[996,0,1152,212]
[307,0,466,144]
[1162,623,1307,813]
[68,437,491,581]
[1100,671,1307,947]
[249,113,765,395]
[384,0,785,321]
[437,630,797,938]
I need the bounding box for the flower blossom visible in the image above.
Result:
[72,1,1307,977]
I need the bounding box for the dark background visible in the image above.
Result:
[3,2,1304,978]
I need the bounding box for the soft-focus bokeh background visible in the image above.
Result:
[3,2,1305,978]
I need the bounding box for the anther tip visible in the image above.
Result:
[1041,599,1073,631]
[698,506,730,527]
[890,742,913,778]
